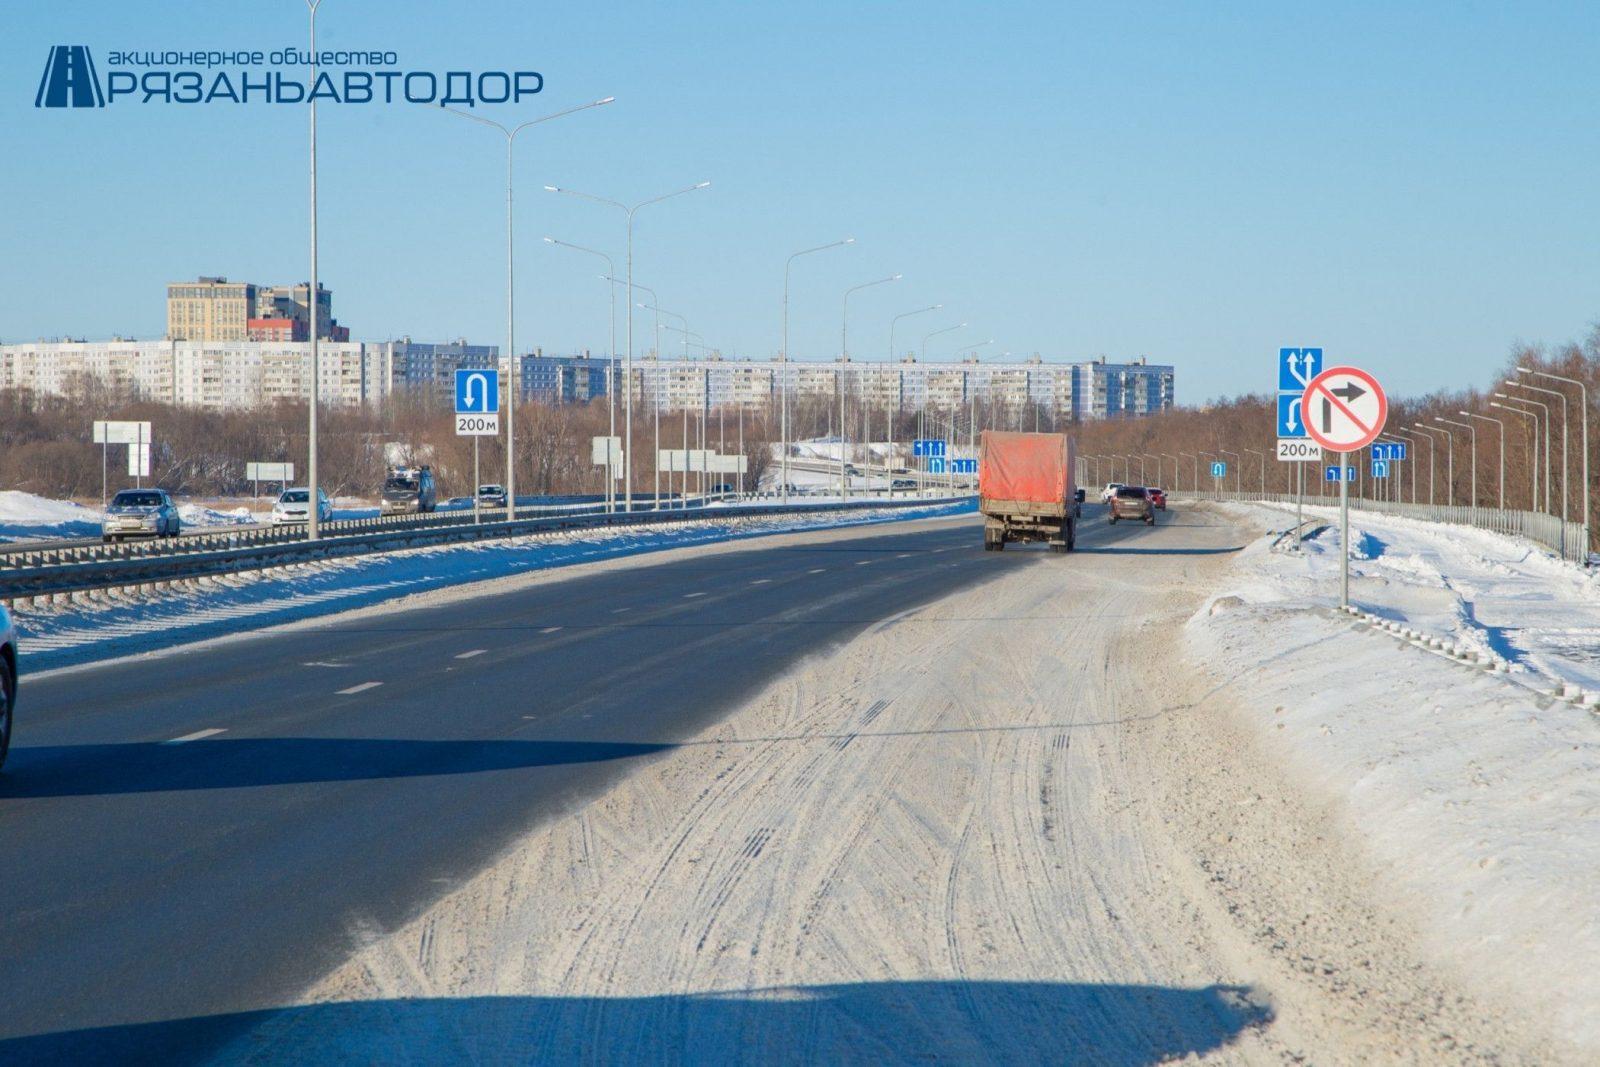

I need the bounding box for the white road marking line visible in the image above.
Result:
[455,649,486,659]
[540,626,563,633]
[612,607,631,614]
[303,661,350,668]
[750,578,772,584]
[337,681,383,695]
[855,560,873,566]
[897,553,913,559]
[164,728,225,745]
[808,568,826,574]
[683,592,707,599]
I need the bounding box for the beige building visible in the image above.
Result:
[166,277,257,341]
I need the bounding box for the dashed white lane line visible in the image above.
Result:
[750,578,772,585]
[455,649,486,659]
[540,626,563,634]
[303,661,350,668]
[808,568,826,574]
[683,592,707,599]
[897,553,913,559]
[337,681,383,695]
[163,728,225,745]
[855,560,873,566]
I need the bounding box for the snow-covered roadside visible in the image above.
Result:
[1215,500,1600,697]
[1189,504,1600,1055]
[0,490,103,542]
[12,500,975,672]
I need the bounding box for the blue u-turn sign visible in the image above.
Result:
[455,368,499,414]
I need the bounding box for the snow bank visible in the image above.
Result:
[1190,504,1600,1053]
[0,491,103,542]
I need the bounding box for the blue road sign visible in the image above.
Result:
[1278,347,1323,393]
[1277,394,1307,438]
[951,458,978,474]
[913,439,947,458]
[928,457,948,474]
[1324,465,1358,482]
[1372,442,1407,462]
[454,368,499,414]
[1372,459,1390,478]
[1211,461,1227,478]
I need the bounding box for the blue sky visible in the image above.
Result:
[3,1,1597,403]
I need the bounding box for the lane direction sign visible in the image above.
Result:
[1276,394,1307,438]
[1278,347,1323,393]
[454,368,501,436]
[1371,459,1390,479]
[1324,465,1357,482]
[1300,365,1387,453]
[1210,461,1226,478]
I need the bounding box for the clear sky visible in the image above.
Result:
[2,1,1597,403]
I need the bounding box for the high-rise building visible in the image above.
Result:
[167,277,344,342]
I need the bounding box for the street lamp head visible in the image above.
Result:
[891,273,903,280]
[542,236,555,244]
[844,237,856,244]
[695,181,712,189]
[544,185,560,193]
[1515,366,1531,375]
[596,96,617,105]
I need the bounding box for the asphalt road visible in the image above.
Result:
[0,505,1156,1062]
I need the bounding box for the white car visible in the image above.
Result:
[102,488,181,542]
[1,603,16,771]
[271,487,333,525]
[1100,482,1124,504]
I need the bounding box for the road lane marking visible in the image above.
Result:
[683,592,706,599]
[337,681,383,695]
[750,578,772,584]
[455,649,486,659]
[612,607,631,614]
[163,728,225,745]
[855,560,873,566]
[540,626,563,633]
[808,568,826,574]
[303,661,350,668]
[897,553,913,558]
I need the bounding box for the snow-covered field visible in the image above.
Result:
[14,500,975,673]
[0,491,103,542]
[1191,501,1600,1053]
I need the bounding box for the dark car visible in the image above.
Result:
[0,603,15,771]
[1148,487,1167,509]
[476,484,508,508]
[1109,485,1155,525]
[381,466,438,516]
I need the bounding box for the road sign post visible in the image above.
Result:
[1301,365,1387,608]
[455,369,502,524]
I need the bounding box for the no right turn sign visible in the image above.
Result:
[1300,365,1387,453]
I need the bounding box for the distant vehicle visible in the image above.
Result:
[0,602,15,771]
[710,483,736,494]
[381,465,437,516]
[1074,488,1087,505]
[1100,482,1124,504]
[102,488,180,542]
[979,430,1076,553]
[891,478,917,490]
[271,487,332,526]
[844,464,861,477]
[1148,487,1167,510]
[1109,485,1155,525]
[477,484,508,508]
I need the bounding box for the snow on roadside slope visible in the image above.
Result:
[1189,506,1600,1054]
[0,490,103,542]
[1216,500,1600,696]
[13,500,974,672]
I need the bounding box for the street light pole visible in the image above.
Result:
[1420,424,1454,506]
[1406,428,1435,505]
[434,97,614,520]
[1244,448,1266,497]
[1507,379,1568,535]
[1494,393,1551,514]
[1436,417,1477,507]
[840,274,900,497]
[887,305,941,496]
[1521,366,1590,558]
[1221,449,1241,497]
[305,0,324,539]
[548,180,710,512]
[544,237,616,510]
[1461,411,1504,509]
[781,238,854,502]
[1490,402,1541,512]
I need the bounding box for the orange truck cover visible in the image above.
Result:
[979,430,1076,515]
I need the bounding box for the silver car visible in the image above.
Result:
[102,488,181,542]
[1,603,16,771]
[271,487,333,525]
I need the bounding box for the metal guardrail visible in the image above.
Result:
[0,494,970,604]
[1179,490,1589,564]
